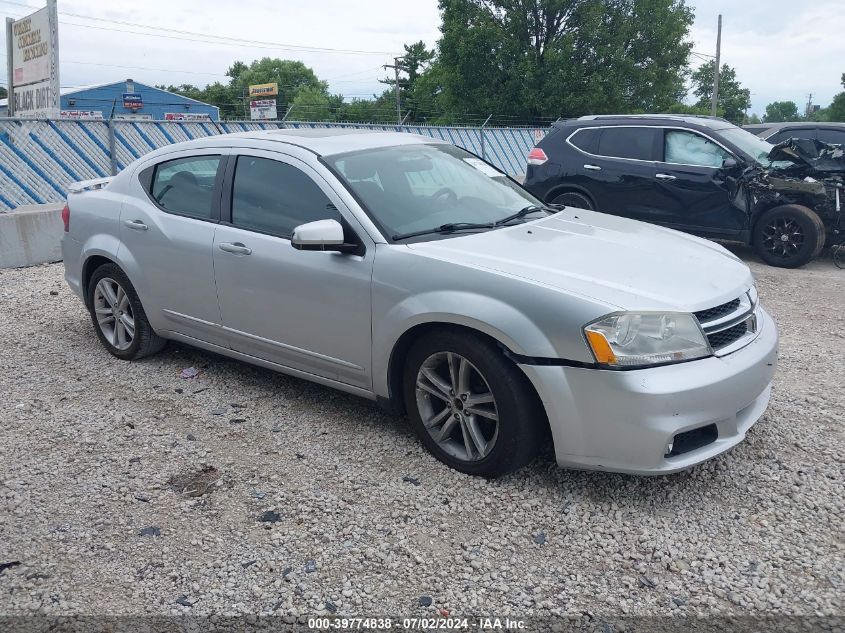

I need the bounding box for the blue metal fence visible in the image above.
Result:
[0,119,546,212]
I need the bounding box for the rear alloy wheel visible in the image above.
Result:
[550,191,594,211]
[753,205,825,268]
[87,263,166,360]
[93,277,135,351]
[403,330,544,477]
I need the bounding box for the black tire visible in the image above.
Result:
[402,329,545,478]
[87,263,166,360]
[752,204,826,268]
[550,191,594,211]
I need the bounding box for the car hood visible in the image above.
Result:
[407,210,753,312]
[768,138,845,173]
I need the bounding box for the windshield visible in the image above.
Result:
[325,144,544,240]
[718,127,792,169]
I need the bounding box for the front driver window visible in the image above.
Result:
[231,156,340,238]
[665,130,731,168]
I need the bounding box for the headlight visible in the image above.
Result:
[584,312,711,368]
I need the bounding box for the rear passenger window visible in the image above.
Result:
[569,128,600,154]
[595,127,658,161]
[151,156,221,220]
[231,156,340,238]
[768,129,805,144]
[816,129,845,145]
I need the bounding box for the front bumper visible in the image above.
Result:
[520,307,778,475]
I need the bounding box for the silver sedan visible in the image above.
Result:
[61,129,778,477]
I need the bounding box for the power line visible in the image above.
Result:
[0,0,400,56]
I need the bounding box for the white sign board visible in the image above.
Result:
[250,99,276,121]
[113,114,153,121]
[8,2,60,117]
[164,112,211,121]
[60,109,103,120]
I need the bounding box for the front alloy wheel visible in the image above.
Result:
[761,217,804,259]
[403,330,544,477]
[415,351,499,462]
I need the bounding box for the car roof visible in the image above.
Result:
[745,121,845,131]
[556,114,737,131]
[234,128,445,156]
[145,129,444,159]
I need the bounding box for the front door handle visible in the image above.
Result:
[218,242,252,255]
[123,219,148,231]
[584,164,602,171]
[656,173,677,181]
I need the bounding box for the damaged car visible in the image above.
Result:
[524,115,844,267]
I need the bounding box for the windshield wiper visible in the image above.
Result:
[392,222,495,241]
[493,205,553,227]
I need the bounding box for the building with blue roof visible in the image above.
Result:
[1,79,220,121]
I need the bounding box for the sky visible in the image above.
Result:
[1,0,843,118]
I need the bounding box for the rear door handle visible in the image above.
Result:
[218,242,252,255]
[656,173,677,181]
[123,219,148,231]
[584,164,602,171]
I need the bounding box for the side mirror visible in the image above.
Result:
[721,158,739,170]
[291,219,356,253]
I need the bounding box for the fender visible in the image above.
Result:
[372,290,564,398]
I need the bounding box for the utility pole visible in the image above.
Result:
[383,57,406,125]
[806,93,814,118]
[711,14,722,117]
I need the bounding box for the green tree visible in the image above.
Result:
[428,0,693,121]
[746,113,761,124]
[381,41,436,121]
[826,72,845,122]
[690,61,751,124]
[235,58,328,107]
[764,101,800,123]
[0,86,7,100]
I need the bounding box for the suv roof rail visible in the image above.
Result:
[576,114,732,124]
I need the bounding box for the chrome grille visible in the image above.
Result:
[695,291,759,356]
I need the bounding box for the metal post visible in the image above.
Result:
[281,103,295,122]
[480,114,492,160]
[47,0,59,117]
[5,17,14,117]
[107,99,118,176]
[710,14,722,117]
[394,57,401,125]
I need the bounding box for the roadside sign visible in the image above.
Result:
[250,99,277,120]
[164,112,211,121]
[7,0,60,118]
[249,83,279,98]
[122,93,143,110]
[60,110,103,120]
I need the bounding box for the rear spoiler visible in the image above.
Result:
[68,176,113,194]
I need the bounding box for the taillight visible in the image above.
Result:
[61,203,70,232]
[527,147,548,166]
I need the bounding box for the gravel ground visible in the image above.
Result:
[0,246,843,621]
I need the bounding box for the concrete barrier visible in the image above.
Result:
[0,203,64,269]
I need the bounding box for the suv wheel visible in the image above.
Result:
[753,205,826,268]
[550,191,594,210]
[87,263,166,360]
[403,330,544,477]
